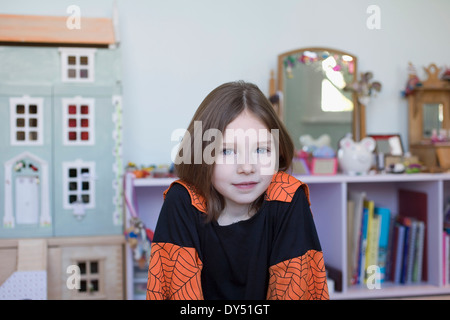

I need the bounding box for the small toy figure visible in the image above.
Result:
[125,217,153,268]
[402,62,422,97]
[299,134,331,154]
[441,67,450,81]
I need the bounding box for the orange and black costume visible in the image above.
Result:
[146,171,329,300]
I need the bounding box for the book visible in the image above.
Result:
[397,216,417,284]
[400,219,411,284]
[398,189,428,281]
[375,207,391,282]
[346,199,355,286]
[346,189,428,287]
[447,232,450,285]
[385,215,425,285]
[384,214,396,282]
[348,191,366,285]
[392,223,406,284]
[364,199,379,283]
[444,231,449,285]
[412,221,425,283]
[358,207,369,284]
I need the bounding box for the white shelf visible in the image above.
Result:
[131,172,450,187]
[132,177,176,187]
[333,282,450,300]
[125,172,450,299]
[300,172,450,183]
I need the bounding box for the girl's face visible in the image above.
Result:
[211,109,276,216]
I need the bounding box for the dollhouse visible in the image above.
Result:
[0,13,125,299]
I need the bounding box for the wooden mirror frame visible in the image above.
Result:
[407,63,450,171]
[269,47,365,142]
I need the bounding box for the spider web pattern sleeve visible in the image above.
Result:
[146,182,205,300]
[267,249,329,300]
[265,172,329,300]
[147,242,203,300]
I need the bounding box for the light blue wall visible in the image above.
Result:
[1,0,450,164]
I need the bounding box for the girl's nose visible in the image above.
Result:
[237,161,255,174]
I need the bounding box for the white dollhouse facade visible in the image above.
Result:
[0,13,125,299]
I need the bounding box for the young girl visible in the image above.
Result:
[146,81,329,300]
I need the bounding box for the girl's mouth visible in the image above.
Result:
[232,181,258,190]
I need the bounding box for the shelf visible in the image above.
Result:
[333,282,450,300]
[132,177,176,187]
[131,173,450,188]
[299,172,449,183]
[125,172,450,299]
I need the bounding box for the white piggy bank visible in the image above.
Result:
[338,137,376,175]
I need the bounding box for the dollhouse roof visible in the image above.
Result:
[0,14,116,47]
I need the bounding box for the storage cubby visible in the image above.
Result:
[307,181,346,283]
[124,173,450,299]
[444,178,450,209]
[341,177,442,298]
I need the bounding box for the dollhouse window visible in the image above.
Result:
[72,258,105,299]
[59,48,96,82]
[62,97,95,146]
[62,161,95,210]
[10,97,43,146]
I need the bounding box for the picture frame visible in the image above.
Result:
[310,158,338,175]
[368,134,404,156]
[291,158,310,175]
[384,155,403,170]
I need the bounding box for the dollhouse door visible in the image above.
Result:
[0,82,53,238]
[15,175,39,224]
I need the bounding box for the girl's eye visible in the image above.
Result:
[222,148,235,156]
[256,147,270,154]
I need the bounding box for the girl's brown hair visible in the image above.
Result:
[174,81,294,222]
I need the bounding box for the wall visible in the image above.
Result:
[1,0,450,165]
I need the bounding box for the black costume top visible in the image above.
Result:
[146,171,329,300]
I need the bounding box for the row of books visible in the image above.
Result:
[389,216,425,284]
[443,230,450,285]
[347,189,427,286]
[444,201,450,285]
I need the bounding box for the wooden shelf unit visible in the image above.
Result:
[407,71,450,171]
[124,173,450,300]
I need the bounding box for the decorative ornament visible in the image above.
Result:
[284,49,354,80]
[401,62,422,97]
[14,160,26,172]
[345,71,382,105]
[125,217,154,268]
[441,67,450,82]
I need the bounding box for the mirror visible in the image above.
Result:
[272,47,361,151]
[423,103,444,138]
